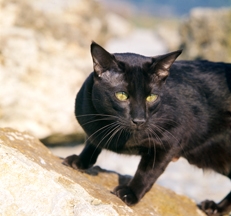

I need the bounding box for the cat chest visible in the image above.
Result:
[113,137,152,155]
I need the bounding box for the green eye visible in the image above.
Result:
[115,92,128,101]
[146,94,158,102]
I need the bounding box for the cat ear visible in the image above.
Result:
[90,41,116,77]
[150,50,182,81]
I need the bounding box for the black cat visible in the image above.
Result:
[63,42,231,216]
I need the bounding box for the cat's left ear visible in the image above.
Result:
[90,41,117,77]
[150,50,182,82]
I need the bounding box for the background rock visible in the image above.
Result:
[179,7,231,61]
[105,28,167,56]
[0,0,131,142]
[0,127,205,216]
[1,0,230,145]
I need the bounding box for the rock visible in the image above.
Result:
[155,19,182,52]
[40,132,85,146]
[0,0,131,143]
[105,13,132,38]
[106,28,167,56]
[179,8,231,61]
[0,127,205,216]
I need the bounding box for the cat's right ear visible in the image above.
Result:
[150,50,182,82]
[90,41,116,77]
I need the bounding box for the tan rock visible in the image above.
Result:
[179,8,231,61]
[0,127,205,216]
[0,0,129,141]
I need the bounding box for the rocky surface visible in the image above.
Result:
[179,7,231,61]
[50,144,231,205]
[0,127,205,216]
[0,0,131,142]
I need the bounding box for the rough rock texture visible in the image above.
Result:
[0,0,131,142]
[0,128,205,216]
[179,8,231,61]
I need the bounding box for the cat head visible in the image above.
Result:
[91,41,182,83]
[90,41,182,131]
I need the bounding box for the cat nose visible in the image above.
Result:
[132,118,146,126]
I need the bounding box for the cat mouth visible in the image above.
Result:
[131,129,147,140]
[131,127,145,133]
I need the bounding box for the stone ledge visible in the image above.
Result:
[0,127,205,216]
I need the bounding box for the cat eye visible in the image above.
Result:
[115,92,129,101]
[146,94,158,102]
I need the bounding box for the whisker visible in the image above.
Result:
[103,124,122,150]
[146,128,157,169]
[152,123,185,155]
[153,117,178,129]
[76,113,118,118]
[115,126,126,152]
[145,129,152,154]
[94,123,121,150]
[81,117,116,126]
[85,122,118,144]
[148,126,166,151]
[87,122,119,162]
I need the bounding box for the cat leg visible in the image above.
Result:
[199,191,231,216]
[63,140,101,170]
[113,151,172,205]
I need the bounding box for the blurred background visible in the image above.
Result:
[1,0,231,205]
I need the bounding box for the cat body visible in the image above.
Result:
[64,42,231,216]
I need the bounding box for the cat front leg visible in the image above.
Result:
[63,140,101,170]
[199,191,231,216]
[113,150,172,205]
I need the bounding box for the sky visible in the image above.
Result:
[101,0,231,17]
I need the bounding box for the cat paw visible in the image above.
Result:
[112,185,138,206]
[199,200,222,216]
[62,154,89,170]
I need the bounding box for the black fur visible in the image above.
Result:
[63,42,231,216]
